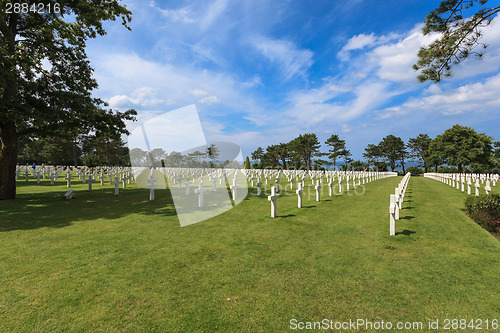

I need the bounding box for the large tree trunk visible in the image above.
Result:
[0,121,18,200]
[72,139,78,166]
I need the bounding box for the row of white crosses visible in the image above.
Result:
[15,164,135,187]
[155,167,242,207]
[424,173,498,196]
[16,165,66,184]
[389,172,411,236]
[70,166,134,195]
[253,169,398,218]
[15,165,139,198]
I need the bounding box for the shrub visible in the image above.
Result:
[465,194,500,232]
[406,166,424,175]
[438,166,459,173]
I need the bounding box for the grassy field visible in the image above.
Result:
[0,174,499,332]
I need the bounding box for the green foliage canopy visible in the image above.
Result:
[414,0,500,82]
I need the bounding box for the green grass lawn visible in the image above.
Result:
[0,175,498,332]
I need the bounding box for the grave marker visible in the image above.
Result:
[315,180,321,202]
[195,182,208,208]
[268,186,279,218]
[296,183,303,208]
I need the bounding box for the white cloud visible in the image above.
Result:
[90,51,268,137]
[149,1,194,23]
[108,86,165,108]
[284,80,393,129]
[200,0,229,30]
[188,89,208,96]
[377,72,500,119]
[252,36,314,80]
[189,43,226,66]
[343,33,377,51]
[199,95,221,104]
[338,31,402,61]
[370,29,440,83]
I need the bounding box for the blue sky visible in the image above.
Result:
[86,0,500,160]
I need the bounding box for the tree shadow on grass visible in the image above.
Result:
[396,229,416,236]
[0,187,179,232]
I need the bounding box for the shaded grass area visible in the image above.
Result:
[0,176,499,332]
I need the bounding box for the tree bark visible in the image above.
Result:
[72,139,78,166]
[0,13,19,199]
[0,121,18,200]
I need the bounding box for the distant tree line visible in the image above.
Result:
[251,125,500,173]
[17,132,131,167]
[129,144,242,168]
[18,124,499,173]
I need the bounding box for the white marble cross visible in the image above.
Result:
[485,180,491,195]
[195,182,208,208]
[147,173,158,201]
[256,180,262,196]
[87,175,95,191]
[211,176,217,192]
[475,179,480,196]
[315,180,321,202]
[111,176,121,195]
[176,175,183,189]
[268,186,279,218]
[121,174,129,189]
[183,178,193,195]
[296,182,303,208]
[230,178,239,201]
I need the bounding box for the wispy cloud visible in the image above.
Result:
[149,1,194,23]
[200,0,229,30]
[199,95,221,105]
[251,36,313,80]
[88,1,500,157]
[378,72,500,118]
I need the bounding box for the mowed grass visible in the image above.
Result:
[0,174,499,332]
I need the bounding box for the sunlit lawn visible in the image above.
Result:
[0,174,498,332]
